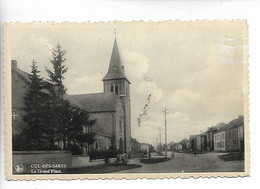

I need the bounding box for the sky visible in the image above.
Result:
[7,21,248,146]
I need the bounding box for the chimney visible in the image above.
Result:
[11,60,17,68]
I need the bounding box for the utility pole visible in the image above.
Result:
[159,127,162,153]
[163,107,169,158]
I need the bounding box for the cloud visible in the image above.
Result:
[122,50,149,81]
[65,73,103,94]
[8,22,247,146]
[172,89,200,111]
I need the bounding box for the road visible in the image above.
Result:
[117,152,244,173]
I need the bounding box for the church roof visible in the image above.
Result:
[68,92,120,112]
[102,38,130,83]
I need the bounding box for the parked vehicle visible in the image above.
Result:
[115,153,128,165]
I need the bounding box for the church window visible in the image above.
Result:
[110,84,114,92]
[94,141,99,150]
[115,83,119,95]
[12,109,18,120]
[119,120,122,133]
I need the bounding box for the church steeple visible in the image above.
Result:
[102,38,130,83]
[102,36,132,154]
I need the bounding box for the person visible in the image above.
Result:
[171,152,175,159]
[148,152,151,159]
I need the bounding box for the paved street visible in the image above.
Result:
[117,152,244,173]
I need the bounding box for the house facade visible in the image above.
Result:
[179,138,190,151]
[225,116,244,152]
[204,123,226,151]
[214,131,226,151]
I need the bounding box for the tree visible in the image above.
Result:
[21,60,50,150]
[67,109,96,155]
[45,43,97,152]
[45,44,68,149]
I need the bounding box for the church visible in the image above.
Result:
[12,38,132,154]
[68,38,132,153]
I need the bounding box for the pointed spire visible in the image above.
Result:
[102,38,130,83]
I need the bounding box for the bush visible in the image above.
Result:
[89,150,118,160]
[69,144,83,155]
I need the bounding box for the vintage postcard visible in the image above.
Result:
[4,21,249,180]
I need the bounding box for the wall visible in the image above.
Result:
[196,136,201,151]
[11,65,29,136]
[90,112,114,137]
[115,99,125,151]
[238,125,244,151]
[71,156,105,168]
[226,127,239,151]
[90,134,112,151]
[214,132,225,151]
[13,151,72,174]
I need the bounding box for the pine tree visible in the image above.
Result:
[22,60,50,150]
[45,43,96,152]
[67,109,96,154]
[45,44,68,149]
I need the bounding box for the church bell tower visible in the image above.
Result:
[102,38,131,153]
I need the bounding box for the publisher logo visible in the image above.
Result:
[15,164,24,173]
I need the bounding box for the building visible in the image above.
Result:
[196,135,202,151]
[168,142,182,152]
[189,135,199,151]
[168,142,175,151]
[11,60,88,150]
[213,129,226,151]
[131,138,141,156]
[214,116,244,152]
[179,138,190,151]
[225,116,244,152]
[204,123,226,151]
[12,38,132,154]
[140,143,150,153]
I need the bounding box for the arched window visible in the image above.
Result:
[119,120,122,133]
[115,83,119,95]
[94,141,99,150]
[110,84,114,92]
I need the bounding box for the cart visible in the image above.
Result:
[114,153,128,165]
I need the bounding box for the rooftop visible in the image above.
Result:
[68,92,120,112]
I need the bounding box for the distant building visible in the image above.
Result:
[179,138,190,151]
[214,130,226,151]
[131,138,141,156]
[168,142,175,151]
[204,123,226,151]
[168,142,182,152]
[196,135,202,151]
[214,116,244,152]
[190,135,199,151]
[140,143,150,153]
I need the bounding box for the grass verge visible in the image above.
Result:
[140,158,171,164]
[218,152,244,161]
[64,164,142,174]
